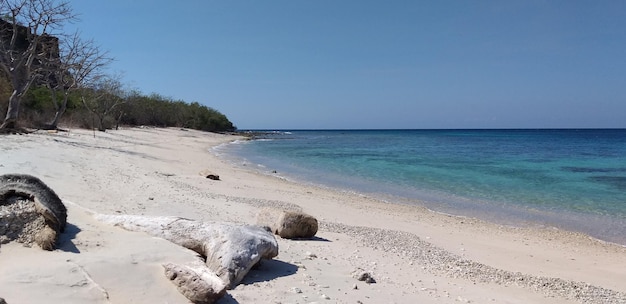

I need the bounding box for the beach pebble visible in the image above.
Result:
[352,268,376,284]
[320,294,330,300]
[456,296,470,303]
[291,287,303,294]
[352,284,358,290]
[206,174,220,180]
[305,251,317,259]
[199,169,220,180]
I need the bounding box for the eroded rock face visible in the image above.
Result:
[96,215,279,289]
[257,208,318,239]
[0,174,67,250]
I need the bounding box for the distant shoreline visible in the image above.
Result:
[239,127,626,132]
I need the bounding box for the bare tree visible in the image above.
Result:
[44,32,112,129]
[80,73,126,131]
[0,0,75,130]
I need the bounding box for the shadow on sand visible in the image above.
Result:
[56,223,81,253]
[240,259,299,286]
[216,259,298,303]
[302,236,332,242]
[216,293,239,304]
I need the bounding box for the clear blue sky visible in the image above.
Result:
[65,1,626,130]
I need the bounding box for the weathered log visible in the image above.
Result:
[96,215,279,289]
[163,262,226,304]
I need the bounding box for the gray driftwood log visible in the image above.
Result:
[96,214,279,303]
[163,261,226,304]
[257,208,318,239]
[0,174,67,250]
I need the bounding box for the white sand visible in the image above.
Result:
[0,127,624,304]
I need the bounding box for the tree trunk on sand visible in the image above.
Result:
[2,65,31,131]
[1,91,21,129]
[47,111,62,129]
[47,98,67,130]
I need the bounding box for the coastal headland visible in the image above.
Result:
[1,127,624,303]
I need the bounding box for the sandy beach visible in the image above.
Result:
[1,127,625,304]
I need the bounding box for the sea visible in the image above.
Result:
[216,129,626,245]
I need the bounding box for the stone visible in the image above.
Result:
[352,268,376,284]
[96,215,279,289]
[0,174,67,250]
[206,174,220,181]
[199,170,220,180]
[256,208,318,239]
[291,287,302,294]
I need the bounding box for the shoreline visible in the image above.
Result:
[1,127,625,303]
[218,139,626,247]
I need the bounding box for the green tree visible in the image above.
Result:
[80,74,125,131]
[0,0,75,130]
[45,32,112,129]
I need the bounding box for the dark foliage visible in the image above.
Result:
[0,9,235,133]
[3,75,236,132]
[118,93,236,132]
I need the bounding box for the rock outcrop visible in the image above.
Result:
[0,174,67,250]
[257,208,318,239]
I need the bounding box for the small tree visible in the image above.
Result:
[45,32,111,129]
[0,0,76,130]
[80,73,125,131]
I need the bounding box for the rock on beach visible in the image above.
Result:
[256,208,318,239]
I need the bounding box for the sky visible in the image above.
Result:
[64,0,626,130]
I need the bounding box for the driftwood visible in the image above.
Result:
[163,262,226,304]
[0,174,67,250]
[96,214,279,303]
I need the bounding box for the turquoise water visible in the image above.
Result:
[220,129,626,245]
